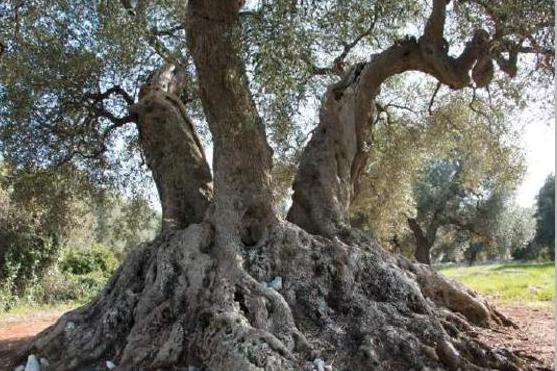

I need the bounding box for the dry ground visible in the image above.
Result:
[474,303,554,370]
[0,303,553,370]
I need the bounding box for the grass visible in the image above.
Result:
[0,302,79,320]
[437,262,555,304]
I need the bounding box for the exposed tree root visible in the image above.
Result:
[14,223,536,370]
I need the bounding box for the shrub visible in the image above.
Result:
[0,244,119,311]
[32,268,109,304]
[59,244,118,276]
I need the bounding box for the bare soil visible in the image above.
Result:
[474,303,555,370]
[0,309,68,370]
[0,303,553,370]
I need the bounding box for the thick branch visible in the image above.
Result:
[288,2,502,237]
[423,0,448,46]
[186,0,276,248]
[130,64,213,231]
[407,218,433,265]
[287,39,425,237]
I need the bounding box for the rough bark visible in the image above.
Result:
[130,64,213,231]
[407,217,434,265]
[10,2,543,370]
[288,0,492,237]
[186,0,276,248]
[15,221,532,371]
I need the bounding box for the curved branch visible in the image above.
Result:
[288,1,501,237]
[130,63,213,231]
[85,85,135,106]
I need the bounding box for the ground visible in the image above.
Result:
[0,262,554,370]
[0,306,71,368]
[438,262,555,370]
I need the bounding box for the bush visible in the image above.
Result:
[0,244,119,312]
[59,244,118,276]
[0,229,58,295]
[32,268,109,304]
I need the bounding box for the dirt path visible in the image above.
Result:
[475,303,555,370]
[0,308,69,369]
[0,303,553,370]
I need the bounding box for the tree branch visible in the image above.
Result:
[85,85,135,106]
[119,0,187,68]
[310,13,378,77]
[428,82,442,115]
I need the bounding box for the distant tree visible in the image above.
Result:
[351,97,524,252]
[408,157,520,264]
[0,161,159,294]
[352,98,524,264]
[93,194,161,255]
[493,204,536,260]
[0,169,55,294]
[533,174,555,259]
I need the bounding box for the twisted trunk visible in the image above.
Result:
[186,0,276,248]
[130,64,212,231]
[287,40,424,237]
[407,217,436,265]
[288,0,491,237]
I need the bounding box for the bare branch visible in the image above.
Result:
[90,106,136,130]
[310,13,378,77]
[151,25,184,37]
[428,82,442,115]
[85,85,135,106]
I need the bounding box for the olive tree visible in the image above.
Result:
[1,0,553,369]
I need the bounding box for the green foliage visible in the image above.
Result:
[534,174,555,260]
[0,162,157,311]
[59,244,118,276]
[1,243,118,312]
[352,95,525,255]
[439,262,555,303]
[0,180,59,295]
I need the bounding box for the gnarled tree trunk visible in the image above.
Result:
[288,0,492,237]
[407,217,436,265]
[287,40,425,237]
[186,0,276,248]
[130,64,213,232]
[15,222,525,371]
[12,1,538,370]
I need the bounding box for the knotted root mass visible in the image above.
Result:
[15,222,533,370]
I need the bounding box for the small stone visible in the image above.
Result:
[24,355,40,371]
[14,365,24,371]
[106,361,117,369]
[64,321,76,332]
[266,276,283,290]
[39,358,49,369]
[324,366,333,371]
[313,358,325,371]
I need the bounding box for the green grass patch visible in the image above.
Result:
[0,302,79,319]
[437,262,555,303]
